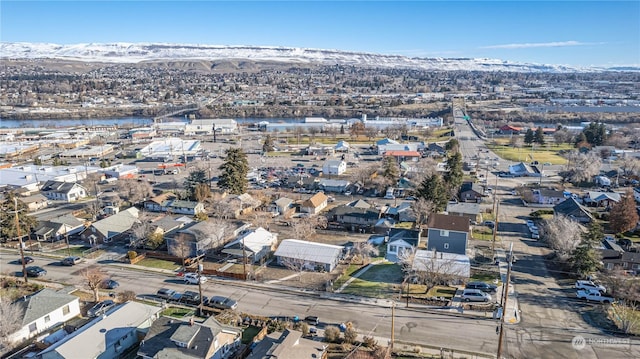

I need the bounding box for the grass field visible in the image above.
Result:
[487,141,572,164]
[52,245,90,257]
[472,228,495,241]
[161,307,194,318]
[339,262,404,298]
[136,258,180,271]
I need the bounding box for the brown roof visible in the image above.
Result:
[149,192,176,204]
[304,192,328,208]
[427,213,469,233]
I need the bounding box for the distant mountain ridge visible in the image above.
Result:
[1,42,635,73]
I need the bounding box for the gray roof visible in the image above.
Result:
[89,207,139,238]
[446,202,480,215]
[168,200,201,209]
[247,329,325,359]
[41,180,84,194]
[274,197,293,208]
[16,288,78,326]
[274,239,343,265]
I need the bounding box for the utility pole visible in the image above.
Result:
[242,234,247,281]
[491,174,499,259]
[14,197,28,283]
[390,302,395,352]
[497,248,514,358]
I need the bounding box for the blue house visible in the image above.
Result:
[426,213,470,255]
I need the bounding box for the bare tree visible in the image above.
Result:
[292,218,317,240]
[83,172,103,196]
[561,151,602,184]
[540,216,582,259]
[194,183,211,202]
[307,126,320,143]
[130,213,153,248]
[611,300,640,334]
[619,157,640,176]
[0,297,21,351]
[206,193,237,219]
[83,267,107,302]
[280,255,308,280]
[400,248,465,295]
[117,179,153,204]
[351,241,379,264]
[171,235,193,269]
[350,164,378,188]
[410,198,435,229]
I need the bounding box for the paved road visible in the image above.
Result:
[1,251,501,357]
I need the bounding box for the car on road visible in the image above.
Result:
[575,280,606,293]
[102,279,120,289]
[208,296,238,310]
[184,272,207,285]
[61,256,82,266]
[344,191,352,196]
[461,289,491,302]
[17,256,35,265]
[87,300,116,317]
[25,266,47,277]
[465,281,497,293]
[180,291,201,305]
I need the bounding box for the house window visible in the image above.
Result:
[29,323,37,333]
[633,264,639,270]
[389,245,397,253]
[623,262,628,268]
[444,243,449,250]
[44,315,51,323]
[440,230,449,237]
[605,263,613,270]
[62,305,70,315]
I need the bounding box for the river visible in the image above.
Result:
[0,117,305,129]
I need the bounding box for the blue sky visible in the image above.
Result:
[1,1,638,67]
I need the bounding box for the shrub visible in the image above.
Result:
[362,336,377,348]
[344,326,358,344]
[117,290,136,302]
[324,325,341,343]
[127,251,137,260]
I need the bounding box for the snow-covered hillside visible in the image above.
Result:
[0,42,607,73]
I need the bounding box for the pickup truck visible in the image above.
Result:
[575,280,606,293]
[576,290,614,303]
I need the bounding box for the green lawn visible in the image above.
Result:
[472,228,495,241]
[241,326,263,344]
[135,258,180,270]
[470,272,500,284]
[161,307,194,318]
[333,264,367,288]
[339,263,404,298]
[426,286,458,299]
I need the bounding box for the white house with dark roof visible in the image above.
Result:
[40,180,87,202]
[222,227,278,263]
[8,288,80,346]
[37,301,161,359]
[274,239,344,272]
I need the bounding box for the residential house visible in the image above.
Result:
[553,198,594,223]
[137,316,242,359]
[272,197,294,216]
[274,239,344,272]
[38,301,162,359]
[383,202,416,223]
[166,200,206,216]
[322,160,347,175]
[300,192,328,215]
[166,220,247,258]
[222,227,278,264]
[318,178,350,193]
[330,201,380,231]
[426,213,470,255]
[412,249,471,279]
[385,228,421,263]
[583,191,621,208]
[531,189,567,205]
[446,202,481,224]
[384,150,421,162]
[40,180,87,202]
[424,143,446,157]
[459,182,484,203]
[7,288,80,346]
[34,214,85,242]
[226,193,262,217]
[144,193,176,212]
[247,329,327,359]
[81,207,140,244]
[20,193,49,211]
[334,140,350,152]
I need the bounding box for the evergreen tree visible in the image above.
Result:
[574,132,588,148]
[416,173,448,212]
[218,148,249,195]
[0,193,38,241]
[381,156,400,187]
[443,152,463,196]
[445,138,459,153]
[571,222,603,278]
[262,134,275,153]
[609,189,640,234]
[524,128,534,145]
[184,169,209,201]
[534,127,545,145]
[583,122,608,146]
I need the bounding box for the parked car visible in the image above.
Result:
[576,290,614,303]
[181,291,201,305]
[304,315,320,325]
[61,256,82,266]
[465,281,497,293]
[461,289,491,302]
[184,272,207,285]
[208,296,238,310]
[156,288,177,300]
[483,221,495,228]
[531,232,540,240]
[87,300,116,317]
[575,280,606,293]
[102,279,119,289]
[17,256,34,265]
[25,266,47,277]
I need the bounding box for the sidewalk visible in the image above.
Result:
[494,248,521,324]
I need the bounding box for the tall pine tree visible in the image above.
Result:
[218,148,249,195]
[609,189,639,234]
[416,174,448,212]
[443,152,463,197]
